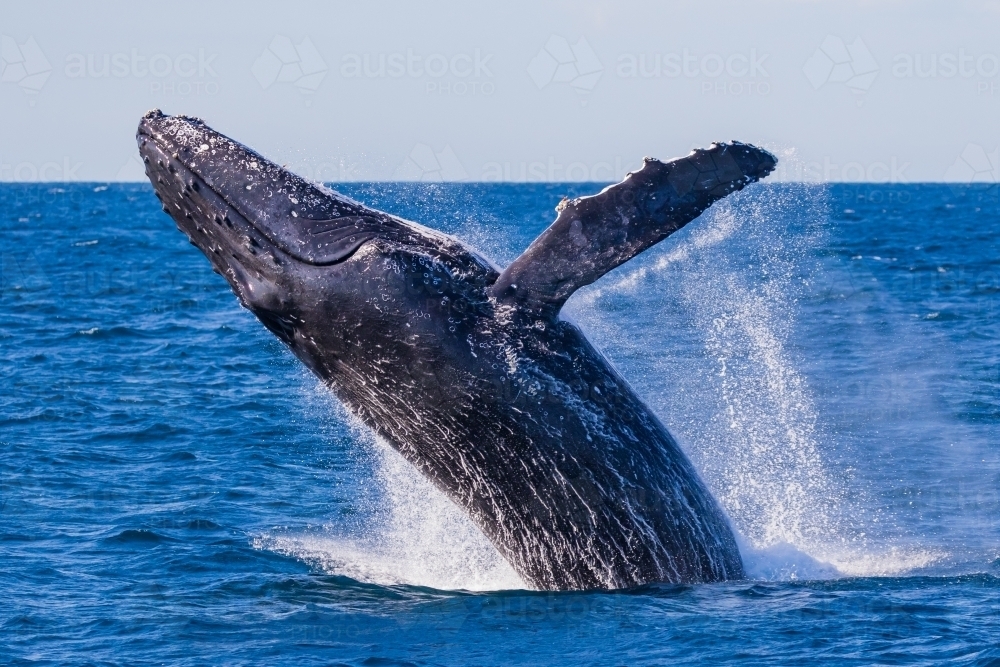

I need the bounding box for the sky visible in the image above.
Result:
[2,0,999,182]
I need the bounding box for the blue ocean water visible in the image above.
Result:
[2,181,999,665]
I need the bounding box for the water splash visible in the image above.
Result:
[256,392,524,591]
[565,185,939,578]
[258,185,961,586]
[569,189,830,532]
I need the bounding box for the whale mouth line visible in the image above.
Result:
[137,128,301,324]
[137,126,376,269]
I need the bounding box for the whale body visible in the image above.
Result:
[137,110,777,590]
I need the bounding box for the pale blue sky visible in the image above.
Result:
[2,0,999,182]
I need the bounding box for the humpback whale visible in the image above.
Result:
[137,110,776,590]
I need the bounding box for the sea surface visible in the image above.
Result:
[2,182,999,665]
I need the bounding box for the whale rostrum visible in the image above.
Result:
[138,109,777,590]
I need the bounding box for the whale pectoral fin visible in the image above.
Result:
[488,141,777,316]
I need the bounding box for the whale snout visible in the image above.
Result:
[137,110,294,321]
[137,109,220,178]
[137,110,388,271]
[137,108,259,207]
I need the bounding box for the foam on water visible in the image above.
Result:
[255,393,524,591]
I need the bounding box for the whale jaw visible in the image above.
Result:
[137,111,299,341]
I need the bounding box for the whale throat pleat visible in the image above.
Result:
[488,141,777,317]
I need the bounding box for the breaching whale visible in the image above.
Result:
[137,110,776,590]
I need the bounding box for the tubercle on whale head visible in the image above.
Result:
[136,110,314,343]
[136,109,368,233]
[136,110,426,272]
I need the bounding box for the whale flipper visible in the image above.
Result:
[489,141,776,317]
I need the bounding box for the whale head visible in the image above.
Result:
[136,109,400,346]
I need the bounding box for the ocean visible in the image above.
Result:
[2,182,999,665]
